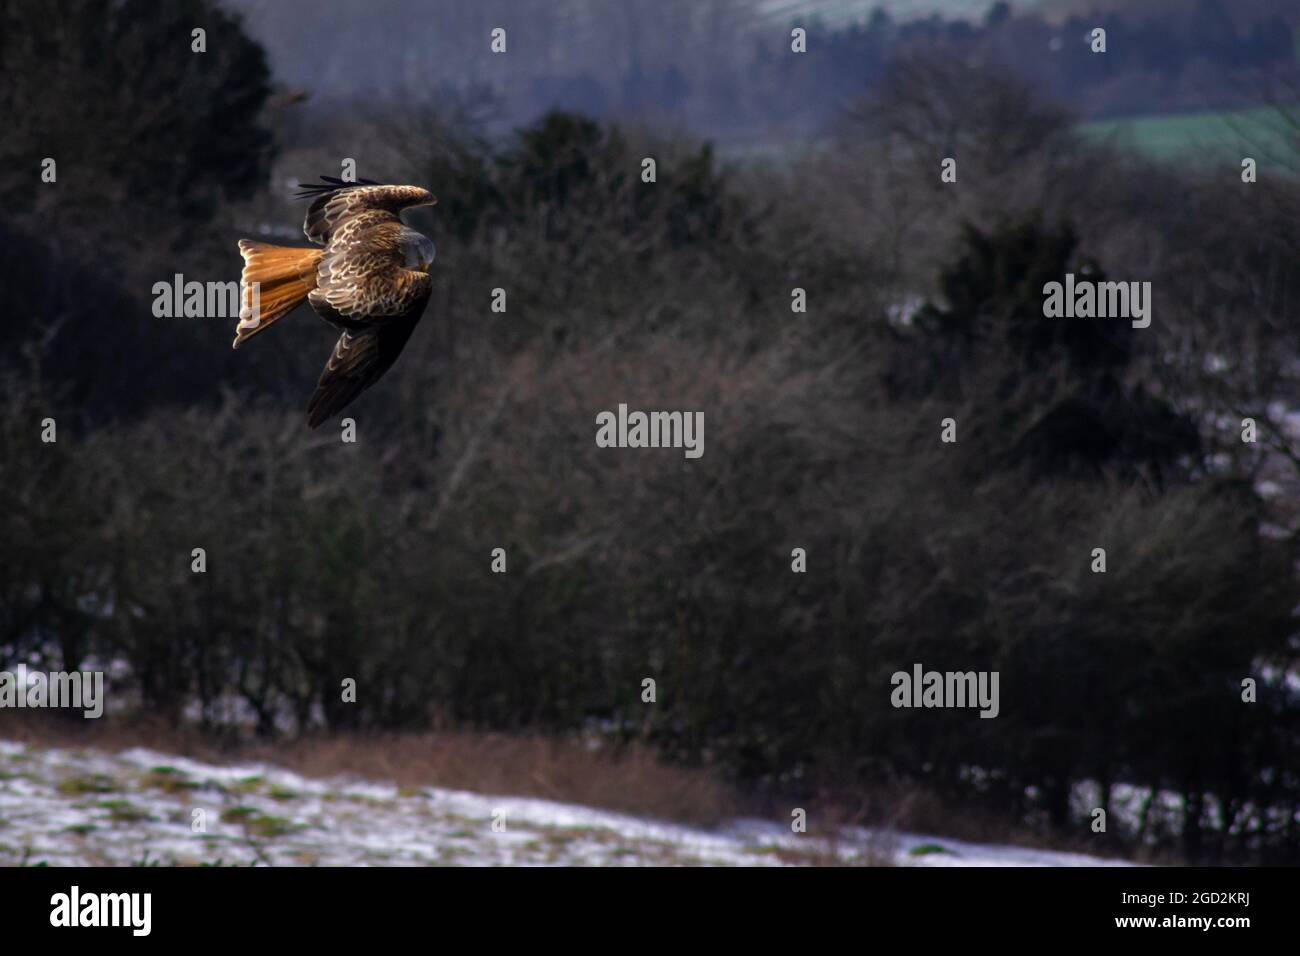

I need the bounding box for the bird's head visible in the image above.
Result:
[400,229,436,273]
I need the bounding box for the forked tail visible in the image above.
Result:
[233,239,323,348]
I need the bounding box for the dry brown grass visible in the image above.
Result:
[255,731,737,826]
[3,714,737,826]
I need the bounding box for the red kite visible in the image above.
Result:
[234,176,437,428]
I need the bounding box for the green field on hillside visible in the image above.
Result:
[1077,106,1300,171]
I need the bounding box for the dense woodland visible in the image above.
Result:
[1,0,1299,862]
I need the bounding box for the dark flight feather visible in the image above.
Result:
[293,175,384,199]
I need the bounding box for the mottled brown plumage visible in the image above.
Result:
[233,176,437,428]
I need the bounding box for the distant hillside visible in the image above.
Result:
[223,0,1300,139]
[754,0,1036,26]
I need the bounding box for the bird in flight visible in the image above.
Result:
[233,176,437,428]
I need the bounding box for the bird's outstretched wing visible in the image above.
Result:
[293,177,437,427]
[296,176,436,246]
[304,268,430,428]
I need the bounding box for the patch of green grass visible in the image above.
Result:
[17,846,49,867]
[908,842,953,857]
[267,786,298,802]
[221,806,301,839]
[141,768,202,794]
[541,830,578,848]
[58,774,117,795]
[64,823,98,836]
[1076,106,1300,170]
[98,799,152,823]
[231,776,264,794]
[247,814,300,838]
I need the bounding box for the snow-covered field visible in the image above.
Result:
[0,740,1133,867]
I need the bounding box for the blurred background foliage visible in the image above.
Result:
[0,0,1298,862]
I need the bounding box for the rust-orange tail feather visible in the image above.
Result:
[233,240,323,348]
